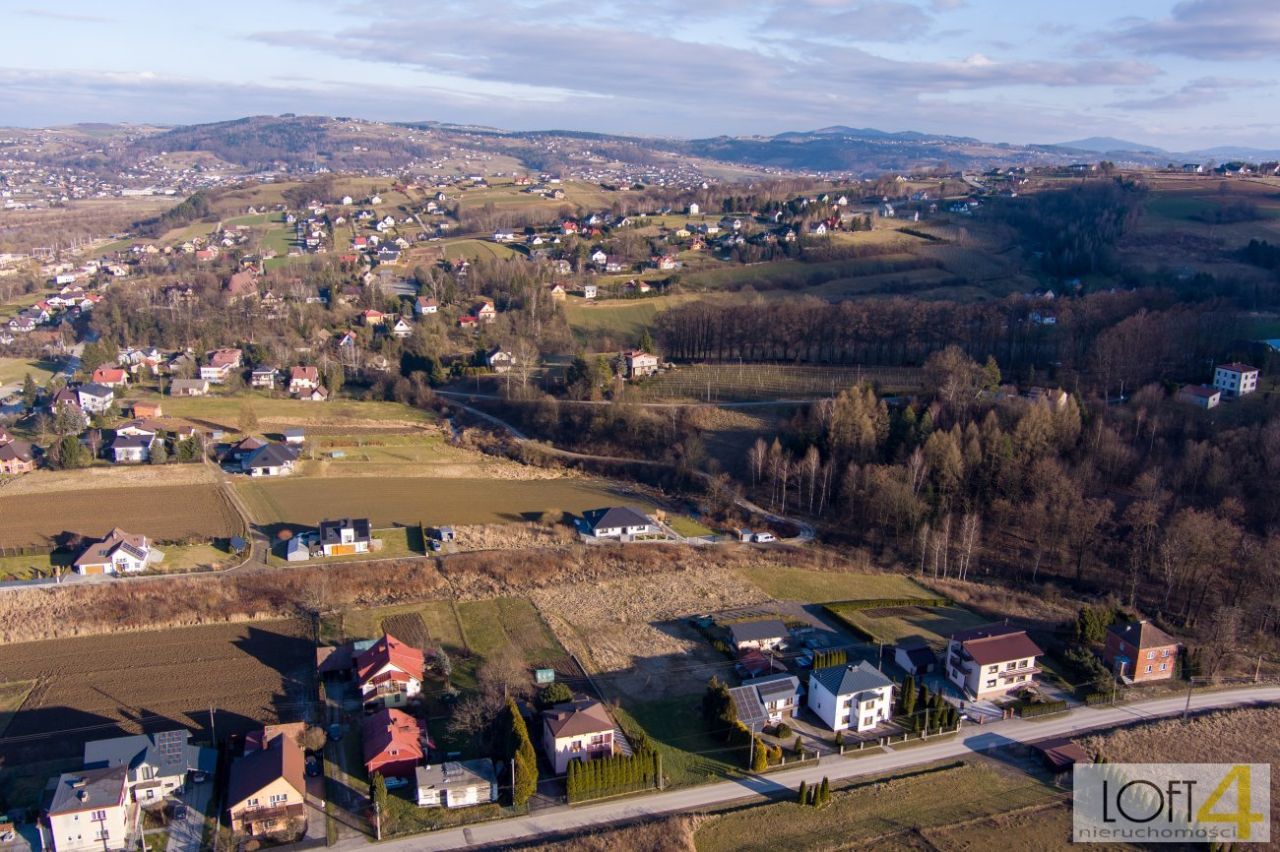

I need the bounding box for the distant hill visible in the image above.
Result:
[1056,136,1165,154]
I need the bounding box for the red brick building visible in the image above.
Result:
[1104,620,1179,683]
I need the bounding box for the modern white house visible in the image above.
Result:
[48,766,134,852]
[414,760,497,809]
[944,624,1043,700]
[807,661,894,733]
[76,382,115,414]
[1213,363,1259,397]
[578,506,659,540]
[72,528,159,575]
[319,518,371,557]
[83,730,211,805]
[728,619,788,652]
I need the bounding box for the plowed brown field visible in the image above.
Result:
[0,618,314,766]
[0,483,242,548]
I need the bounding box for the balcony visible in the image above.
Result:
[234,802,305,831]
[996,665,1040,681]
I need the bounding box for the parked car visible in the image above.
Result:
[384,776,409,790]
[191,771,208,784]
[429,539,442,552]
[328,723,343,742]
[172,805,187,821]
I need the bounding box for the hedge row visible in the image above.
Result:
[825,596,951,612]
[1018,699,1069,718]
[566,751,660,803]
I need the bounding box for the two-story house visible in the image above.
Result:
[226,734,306,837]
[415,759,498,809]
[1213,362,1259,398]
[1104,620,1180,683]
[355,633,424,710]
[82,730,208,805]
[807,661,894,733]
[542,698,618,774]
[945,624,1043,700]
[363,708,430,779]
[200,349,243,384]
[735,673,802,724]
[76,382,115,414]
[72,528,157,575]
[623,350,659,379]
[319,518,371,556]
[48,766,134,852]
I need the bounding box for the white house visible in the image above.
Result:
[77,383,115,414]
[728,619,788,652]
[623,350,659,379]
[414,760,497,809]
[110,434,152,464]
[582,284,598,299]
[1213,363,1259,398]
[72,528,158,575]
[807,661,894,733]
[1178,384,1221,409]
[242,443,298,477]
[48,766,134,852]
[578,506,659,540]
[83,730,209,805]
[319,518,371,556]
[944,624,1043,700]
[687,203,700,215]
[391,317,413,339]
[355,633,424,709]
[541,698,618,774]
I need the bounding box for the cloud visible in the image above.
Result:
[1109,76,1263,110]
[760,1,934,43]
[20,8,113,23]
[1111,0,1280,60]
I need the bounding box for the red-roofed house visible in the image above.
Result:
[945,624,1043,700]
[362,709,432,779]
[91,367,129,388]
[355,634,425,710]
[200,349,243,384]
[288,366,320,395]
[1104,620,1180,683]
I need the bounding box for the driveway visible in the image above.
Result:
[165,780,212,852]
[349,684,1280,851]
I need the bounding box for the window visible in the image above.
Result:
[1159,663,1167,671]
[1145,665,1153,673]
[1005,662,1016,670]
[985,679,996,688]
[247,798,260,807]
[571,741,582,752]
[840,714,850,726]
[987,665,997,673]
[96,829,110,841]
[1146,651,1156,660]
[1017,675,1026,682]
[269,793,287,805]
[91,810,107,822]
[1021,659,1030,667]
[863,716,874,727]
[1162,649,1171,657]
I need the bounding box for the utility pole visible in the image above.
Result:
[1255,653,1263,683]
[209,705,216,745]
[1182,677,1195,720]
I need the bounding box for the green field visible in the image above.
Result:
[237,476,646,527]
[0,357,61,387]
[695,758,1065,852]
[626,363,926,402]
[667,516,716,537]
[680,255,927,292]
[563,294,702,346]
[614,698,744,788]
[144,391,433,428]
[828,602,989,648]
[736,566,936,603]
[441,239,521,262]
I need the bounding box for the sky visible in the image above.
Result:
[2,0,1278,150]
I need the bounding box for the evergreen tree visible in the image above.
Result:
[150,440,169,465]
[820,777,831,806]
[513,752,537,806]
[901,675,916,715]
[751,738,768,772]
[371,772,389,816]
[21,373,37,408]
[797,780,808,804]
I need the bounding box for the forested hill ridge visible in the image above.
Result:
[3,114,1246,179]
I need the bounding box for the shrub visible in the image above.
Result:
[1019,699,1069,718]
[537,682,573,708]
[774,722,793,740]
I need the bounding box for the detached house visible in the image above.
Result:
[486,347,516,373]
[623,350,659,379]
[1104,620,1179,683]
[83,730,210,805]
[356,634,425,710]
[242,443,298,477]
[48,766,133,852]
[250,366,278,389]
[542,698,619,774]
[945,624,1042,700]
[807,661,894,733]
[288,366,320,395]
[110,434,153,464]
[169,378,209,397]
[414,297,438,316]
[578,506,659,540]
[729,619,787,652]
[77,382,115,414]
[391,317,413,339]
[1213,362,1259,398]
[226,734,306,838]
[472,300,497,324]
[200,349,243,384]
[72,528,158,575]
[362,708,430,779]
[730,673,802,726]
[91,367,129,388]
[415,760,497,809]
[319,517,371,556]
[0,438,37,475]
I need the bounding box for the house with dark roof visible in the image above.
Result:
[362,708,431,779]
[242,442,298,477]
[0,438,37,475]
[738,673,802,724]
[1104,620,1179,683]
[541,698,622,774]
[83,730,211,805]
[892,638,938,677]
[319,518,370,556]
[226,734,306,838]
[578,506,659,540]
[76,382,115,414]
[945,624,1043,699]
[48,765,134,852]
[415,759,497,808]
[73,528,158,575]
[807,661,894,732]
[728,619,788,652]
[110,433,153,464]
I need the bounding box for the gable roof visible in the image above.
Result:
[362,708,429,768]
[245,443,298,470]
[227,733,304,808]
[84,730,193,781]
[543,698,614,738]
[729,619,788,645]
[74,527,149,568]
[319,517,371,544]
[1217,362,1257,374]
[355,634,424,685]
[810,660,892,697]
[78,382,114,399]
[1108,620,1177,649]
[0,440,34,464]
[951,623,1043,665]
[581,506,652,532]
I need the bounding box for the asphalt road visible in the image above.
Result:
[355,685,1279,851]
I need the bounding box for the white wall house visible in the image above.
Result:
[414,760,497,809]
[579,506,659,540]
[1213,363,1259,397]
[944,624,1043,700]
[48,767,134,852]
[807,661,894,733]
[542,699,618,774]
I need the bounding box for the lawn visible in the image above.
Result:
[237,476,647,528]
[735,566,936,604]
[626,363,926,403]
[141,390,434,428]
[667,516,716,537]
[0,679,36,737]
[613,698,745,788]
[827,603,989,648]
[694,757,1065,852]
[0,357,61,387]
[441,239,520,262]
[266,526,423,565]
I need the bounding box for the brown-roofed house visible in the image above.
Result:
[541,698,618,773]
[944,624,1043,699]
[226,733,306,838]
[0,439,36,475]
[1104,620,1179,683]
[73,528,157,576]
